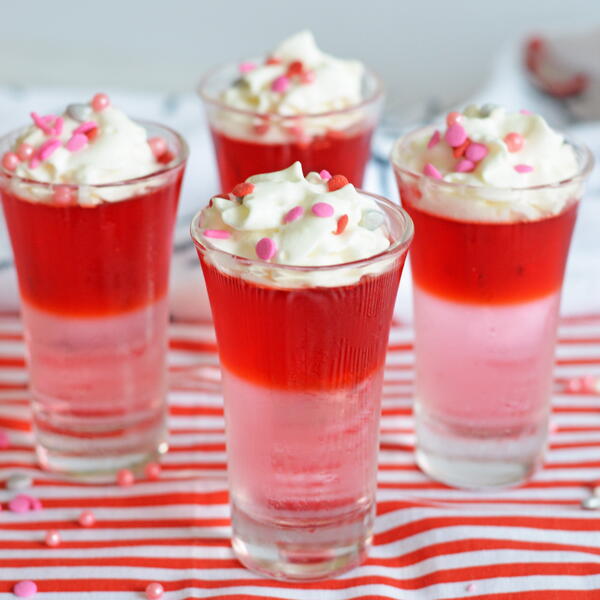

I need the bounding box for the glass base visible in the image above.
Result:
[230,502,373,581]
[415,408,548,489]
[33,405,169,482]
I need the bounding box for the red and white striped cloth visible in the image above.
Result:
[1,314,600,599]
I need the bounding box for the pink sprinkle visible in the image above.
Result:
[65,133,88,152]
[271,75,291,93]
[144,462,161,481]
[8,495,30,513]
[91,93,110,112]
[117,469,134,487]
[148,137,167,158]
[300,70,316,84]
[0,430,9,449]
[28,496,43,511]
[465,142,489,162]
[466,582,477,593]
[504,132,524,153]
[311,202,334,218]
[423,162,442,179]
[2,152,19,171]
[37,138,61,161]
[204,229,231,240]
[319,169,332,181]
[45,530,61,548]
[455,158,476,173]
[239,61,256,74]
[73,121,97,136]
[30,112,52,135]
[53,116,64,136]
[13,580,37,598]
[549,420,559,434]
[427,130,441,149]
[446,111,463,127]
[283,206,304,223]
[256,237,277,261]
[514,164,533,173]
[445,123,467,147]
[78,510,96,527]
[29,158,40,170]
[16,143,34,161]
[146,582,164,600]
[520,109,532,115]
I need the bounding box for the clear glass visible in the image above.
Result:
[392,129,594,489]
[198,63,384,192]
[0,122,188,480]
[191,192,413,581]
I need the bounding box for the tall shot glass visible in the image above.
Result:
[191,193,413,581]
[392,130,594,489]
[0,123,188,478]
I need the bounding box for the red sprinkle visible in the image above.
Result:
[452,138,471,158]
[232,182,255,197]
[286,60,304,77]
[328,175,349,192]
[334,214,349,235]
[265,56,281,65]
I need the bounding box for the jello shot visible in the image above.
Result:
[0,94,188,477]
[191,162,412,580]
[392,105,593,488]
[199,30,383,191]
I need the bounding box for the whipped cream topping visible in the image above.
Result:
[195,162,393,287]
[2,94,173,205]
[392,105,584,222]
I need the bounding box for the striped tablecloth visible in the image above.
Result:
[1,314,600,599]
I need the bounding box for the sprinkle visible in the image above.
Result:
[265,56,282,65]
[67,103,92,122]
[52,116,64,136]
[91,93,110,112]
[465,142,489,162]
[514,164,533,173]
[73,121,97,136]
[45,530,61,547]
[312,202,334,218]
[145,582,164,600]
[30,112,52,135]
[16,143,34,161]
[8,495,31,513]
[283,206,304,223]
[452,138,471,158]
[319,169,332,181]
[37,139,61,161]
[328,174,349,192]
[144,462,161,481]
[446,111,463,126]
[65,134,88,152]
[286,60,304,77]
[466,583,477,593]
[2,152,19,171]
[520,109,532,115]
[567,375,598,393]
[504,132,524,153]
[549,420,559,434]
[28,496,43,511]
[300,70,316,84]
[117,469,134,487]
[480,103,499,117]
[148,137,167,158]
[0,431,8,448]
[423,163,442,179]
[78,510,96,527]
[239,61,256,74]
[445,123,467,147]
[581,496,600,510]
[427,130,440,149]
[271,75,291,93]
[204,229,232,239]
[29,158,40,170]
[455,158,476,173]
[13,580,37,598]
[6,474,32,490]
[361,210,385,231]
[255,237,277,261]
[334,214,349,235]
[232,182,255,197]
[53,186,73,206]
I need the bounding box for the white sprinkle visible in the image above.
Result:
[360,210,385,231]
[581,496,600,510]
[6,473,33,490]
[67,103,92,122]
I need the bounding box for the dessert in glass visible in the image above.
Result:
[191,162,413,580]
[0,94,188,477]
[199,30,383,192]
[391,105,593,488]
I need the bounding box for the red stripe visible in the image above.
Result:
[0,537,230,550]
[169,339,218,353]
[446,592,597,600]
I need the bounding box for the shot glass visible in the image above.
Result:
[0,122,188,478]
[392,129,594,488]
[199,64,383,191]
[191,192,412,580]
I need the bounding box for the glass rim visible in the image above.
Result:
[0,119,189,190]
[197,62,385,121]
[390,125,595,193]
[191,189,413,274]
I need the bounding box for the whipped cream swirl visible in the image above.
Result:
[195,162,393,287]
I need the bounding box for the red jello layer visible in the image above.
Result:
[398,182,578,304]
[1,176,182,316]
[200,258,404,391]
[210,126,374,192]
